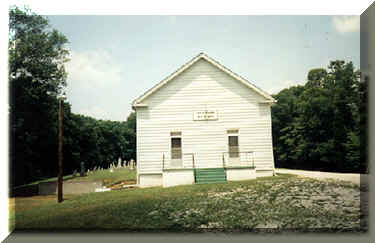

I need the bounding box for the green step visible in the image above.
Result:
[194,168,227,184]
[195,180,227,185]
[195,168,225,171]
[195,175,226,179]
[195,177,226,181]
[195,175,227,179]
[195,173,226,177]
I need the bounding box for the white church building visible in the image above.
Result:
[132,53,276,187]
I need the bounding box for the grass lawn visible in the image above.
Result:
[11,173,363,232]
[69,168,136,186]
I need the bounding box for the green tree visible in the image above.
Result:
[8,7,139,187]
[272,60,364,173]
[271,85,304,168]
[306,68,327,88]
[125,112,136,161]
[9,6,70,186]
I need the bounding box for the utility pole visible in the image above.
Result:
[57,97,64,203]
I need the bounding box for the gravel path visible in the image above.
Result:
[275,168,368,185]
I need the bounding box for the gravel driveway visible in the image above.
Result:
[275,168,367,185]
[275,168,370,230]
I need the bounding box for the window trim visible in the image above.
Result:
[226,129,240,159]
[170,131,182,161]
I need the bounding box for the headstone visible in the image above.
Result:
[72,169,77,177]
[80,162,85,176]
[130,159,134,170]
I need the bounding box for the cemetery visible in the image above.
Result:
[11,159,137,197]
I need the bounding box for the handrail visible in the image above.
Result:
[183,153,195,169]
[162,152,254,170]
[162,153,165,170]
[162,152,195,170]
[222,151,255,168]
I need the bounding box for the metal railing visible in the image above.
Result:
[162,153,195,170]
[222,151,255,168]
[161,151,254,170]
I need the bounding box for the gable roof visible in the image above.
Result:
[132,53,276,108]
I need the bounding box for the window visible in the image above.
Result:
[227,129,239,158]
[171,137,182,160]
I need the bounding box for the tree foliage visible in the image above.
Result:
[272,60,367,173]
[9,6,69,187]
[9,7,136,187]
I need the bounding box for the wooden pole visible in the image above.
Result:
[57,98,63,203]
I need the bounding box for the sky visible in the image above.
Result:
[7,5,361,123]
[42,15,360,121]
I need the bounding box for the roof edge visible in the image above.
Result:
[132,53,276,107]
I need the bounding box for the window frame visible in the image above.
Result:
[227,129,240,159]
[170,131,182,161]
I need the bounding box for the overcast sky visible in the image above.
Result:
[39,15,359,121]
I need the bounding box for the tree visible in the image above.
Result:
[271,85,304,168]
[306,68,327,88]
[125,112,136,161]
[359,76,369,172]
[8,7,140,187]
[271,60,365,173]
[9,6,70,186]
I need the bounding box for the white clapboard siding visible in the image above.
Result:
[136,58,275,174]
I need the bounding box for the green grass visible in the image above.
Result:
[11,173,363,232]
[69,168,136,186]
